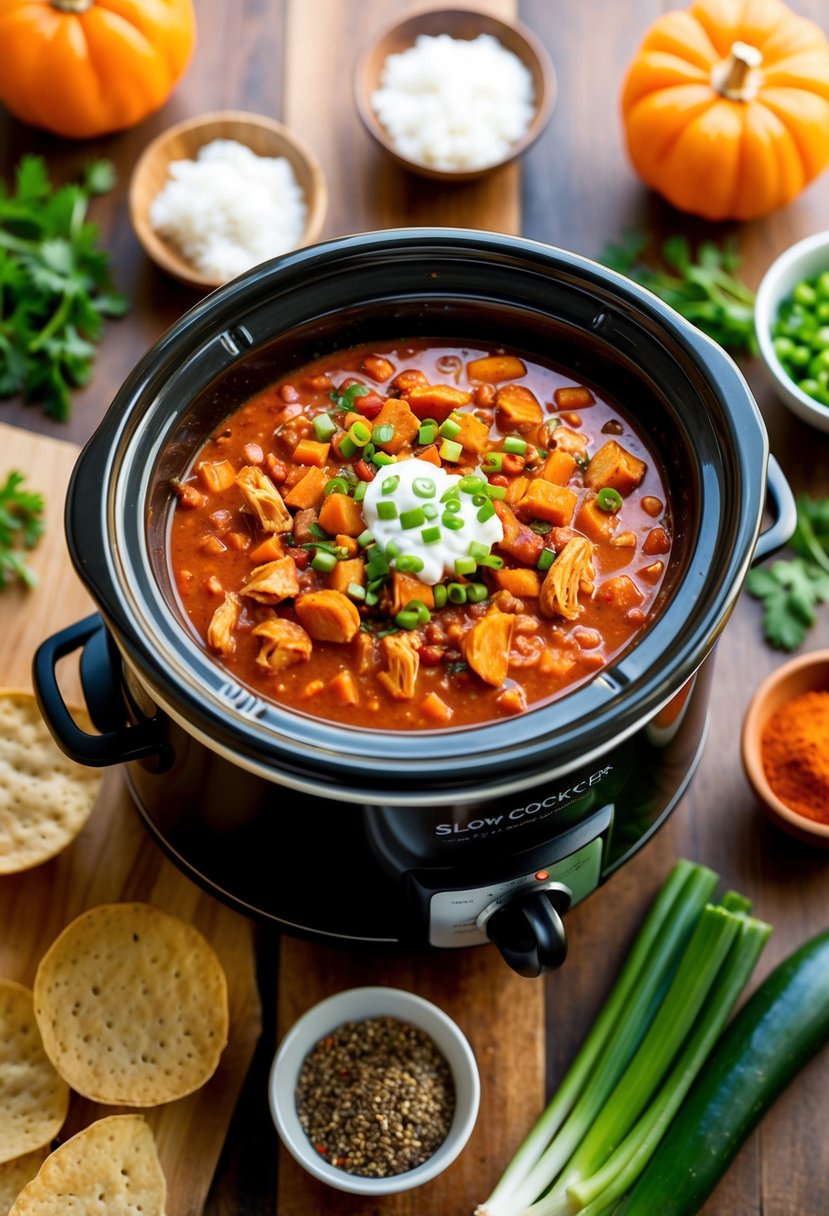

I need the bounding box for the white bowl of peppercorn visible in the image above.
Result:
[269,985,480,1194]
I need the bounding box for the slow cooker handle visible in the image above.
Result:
[33,615,172,769]
[485,885,571,979]
[753,455,797,564]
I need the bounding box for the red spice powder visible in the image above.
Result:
[760,689,829,825]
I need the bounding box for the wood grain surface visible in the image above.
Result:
[1,2,828,1214]
[0,423,263,1216]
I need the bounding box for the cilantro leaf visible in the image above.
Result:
[746,494,829,650]
[329,382,370,410]
[598,230,757,356]
[0,470,45,589]
[0,154,126,420]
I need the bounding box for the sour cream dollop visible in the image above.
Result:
[362,457,503,586]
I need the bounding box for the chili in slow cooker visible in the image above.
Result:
[168,340,673,729]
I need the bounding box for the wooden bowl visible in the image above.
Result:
[741,650,829,848]
[128,111,328,291]
[354,7,556,182]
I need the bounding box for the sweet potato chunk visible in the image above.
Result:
[551,427,589,456]
[295,589,360,642]
[576,498,618,543]
[252,616,312,673]
[454,412,491,454]
[207,591,242,656]
[405,384,472,423]
[495,384,544,428]
[372,397,421,453]
[248,535,285,564]
[584,440,646,496]
[494,567,542,597]
[292,438,330,468]
[327,557,366,594]
[462,611,514,687]
[236,465,292,533]
[284,466,328,509]
[541,449,576,486]
[385,572,435,615]
[466,355,526,383]
[241,557,300,604]
[598,574,644,612]
[198,459,236,494]
[327,669,360,705]
[318,492,365,537]
[361,355,395,382]
[377,633,420,699]
[420,691,453,723]
[539,537,595,620]
[515,480,578,527]
[495,502,545,566]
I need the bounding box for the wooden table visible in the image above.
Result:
[2,2,828,1214]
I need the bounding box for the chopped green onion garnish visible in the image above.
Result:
[459,475,485,494]
[439,438,463,463]
[439,418,461,439]
[313,413,337,442]
[483,452,504,472]
[537,548,555,572]
[443,513,465,531]
[377,500,398,520]
[382,475,400,495]
[338,435,358,459]
[324,476,349,497]
[467,583,489,603]
[308,522,328,540]
[363,442,376,459]
[448,582,468,603]
[597,486,623,512]
[504,436,528,454]
[396,554,425,574]
[404,599,431,624]
[311,549,337,573]
[477,501,496,522]
[418,422,438,445]
[365,550,390,579]
[434,584,448,609]
[373,423,394,445]
[385,541,401,560]
[335,546,350,559]
[422,503,439,520]
[347,582,366,601]
[469,540,490,561]
[356,529,374,548]
[472,493,487,506]
[365,589,379,607]
[413,476,436,498]
[422,526,442,544]
[485,483,507,500]
[348,420,372,446]
[395,609,420,630]
[479,553,504,569]
[440,485,461,503]
[373,451,397,467]
[455,556,477,576]
[400,507,426,530]
[353,481,367,502]
[444,499,461,515]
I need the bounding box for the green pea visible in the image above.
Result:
[793,279,818,307]
[773,336,796,361]
[789,344,812,368]
[799,378,822,400]
[817,272,829,300]
[814,327,829,349]
[817,302,829,324]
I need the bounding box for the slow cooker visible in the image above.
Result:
[34,230,794,977]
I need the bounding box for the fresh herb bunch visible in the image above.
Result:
[0,469,45,589]
[0,155,128,421]
[746,494,829,651]
[599,231,757,356]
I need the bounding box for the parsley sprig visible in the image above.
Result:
[0,155,128,421]
[0,470,45,589]
[746,495,829,651]
[599,232,757,356]
[329,382,369,411]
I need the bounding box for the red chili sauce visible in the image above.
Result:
[168,340,672,730]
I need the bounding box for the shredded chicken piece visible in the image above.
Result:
[377,633,420,700]
[240,556,300,604]
[236,464,292,532]
[206,591,242,656]
[462,611,514,687]
[539,536,595,621]
[252,615,312,673]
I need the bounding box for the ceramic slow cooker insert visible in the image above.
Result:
[34,230,793,976]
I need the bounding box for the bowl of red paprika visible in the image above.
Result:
[742,649,829,848]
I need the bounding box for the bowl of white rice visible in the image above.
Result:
[129,110,328,291]
[354,8,556,181]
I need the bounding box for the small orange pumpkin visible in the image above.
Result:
[0,0,197,140]
[621,0,829,221]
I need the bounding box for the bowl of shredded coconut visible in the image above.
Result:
[129,111,328,290]
[354,8,556,181]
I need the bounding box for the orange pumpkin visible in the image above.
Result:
[621,0,829,221]
[0,0,197,140]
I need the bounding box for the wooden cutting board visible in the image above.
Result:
[0,421,262,1216]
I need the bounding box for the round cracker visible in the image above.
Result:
[0,981,68,1166]
[34,903,229,1106]
[0,1148,48,1216]
[0,690,103,875]
[8,1115,165,1216]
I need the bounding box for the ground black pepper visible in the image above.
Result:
[295,1015,456,1177]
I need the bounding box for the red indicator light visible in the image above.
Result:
[535,870,549,881]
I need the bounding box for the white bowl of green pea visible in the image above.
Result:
[755,230,829,433]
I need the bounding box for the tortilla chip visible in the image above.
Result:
[0,981,68,1165]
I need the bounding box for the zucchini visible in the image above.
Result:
[616,928,829,1216]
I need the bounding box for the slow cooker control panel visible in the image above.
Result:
[427,836,602,948]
